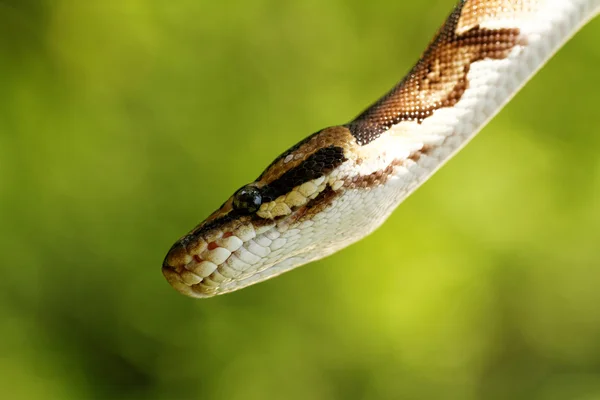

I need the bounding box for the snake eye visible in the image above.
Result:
[232,185,263,213]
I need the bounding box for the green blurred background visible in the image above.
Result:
[1,0,599,399]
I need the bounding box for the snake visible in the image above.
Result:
[162,0,599,298]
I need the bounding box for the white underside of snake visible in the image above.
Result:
[163,0,600,298]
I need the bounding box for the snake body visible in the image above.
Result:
[163,0,600,298]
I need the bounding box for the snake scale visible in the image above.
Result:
[162,0,600,298]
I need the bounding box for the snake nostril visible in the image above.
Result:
[162,260,178,273]
[163,241,192,272]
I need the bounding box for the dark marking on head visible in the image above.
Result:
[261,145,347,201]
[296,186,341,223]
[257,130,323,181]
[256,126,356,186]
[346,1,521,145]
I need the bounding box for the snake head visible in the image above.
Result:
[162,123,428,297]
[162,127,362,297]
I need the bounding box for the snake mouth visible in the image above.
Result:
[161,212,320,298]
[162,239,312,298]
[161,238,237,299]
[161,218,283,298]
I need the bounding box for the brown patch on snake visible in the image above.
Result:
[408,144,433,162]
[346,0,522,145]
[344,159,404,189]
[295,186,341,222]
[457,0,536,33]
[345,145,435,189]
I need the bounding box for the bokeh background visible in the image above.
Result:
[1,0,599,399]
